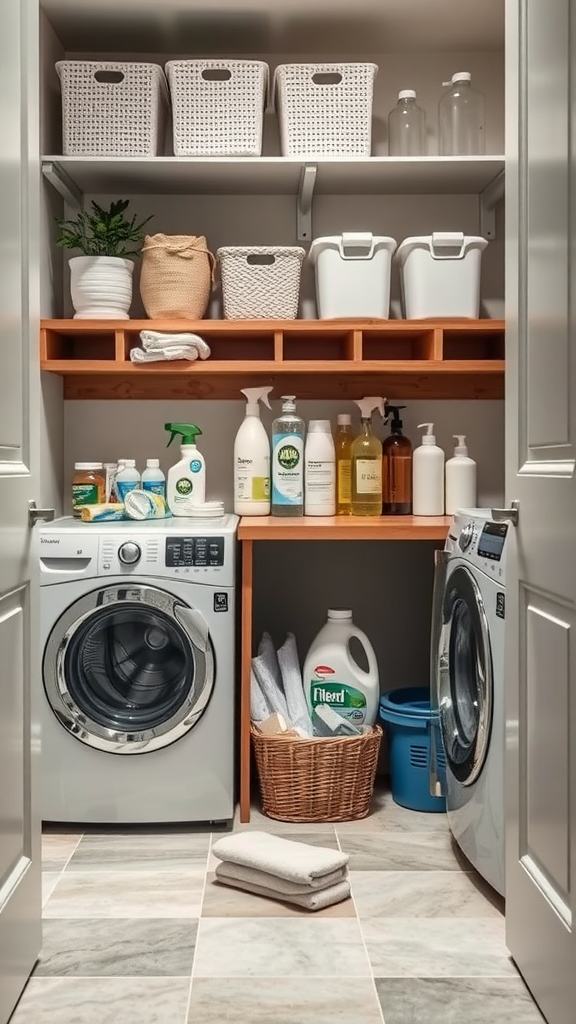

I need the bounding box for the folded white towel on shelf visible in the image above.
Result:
[130,345,201,363]
[139,330,211,359]
[215,859,347,895]
[211,831,349,885]
[213,870,351,911]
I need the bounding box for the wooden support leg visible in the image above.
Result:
[239,539,253,822]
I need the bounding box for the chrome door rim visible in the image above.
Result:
[437,565,493,786]
[43,584,215,754]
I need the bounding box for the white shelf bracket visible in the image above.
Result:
[480,169,505,240]
[297,164,317,243]
[42,160,83,209]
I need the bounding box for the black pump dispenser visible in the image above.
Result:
[386,405,406,433]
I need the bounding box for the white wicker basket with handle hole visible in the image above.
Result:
[217,247,306,320]
[274,62,378,157]
[56,61,169,156]
[166,59,269,156]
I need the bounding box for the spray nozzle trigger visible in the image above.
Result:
[355,396,386,420]
[241,386,273,413]
[164,422,203,447]
[385,405,406,428]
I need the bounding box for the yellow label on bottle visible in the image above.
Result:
[356,459,382,494]
[337,460,352,502]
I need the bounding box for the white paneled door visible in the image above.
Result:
[505,1,576,1022]
[0,0,43,1021]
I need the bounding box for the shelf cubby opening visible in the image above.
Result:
[362,329,436,362]
[282,330,354,362]
[41,328,116,362]
[442,329,506,361]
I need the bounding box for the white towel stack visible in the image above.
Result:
[211,831,350,911]
[130,330,211,363]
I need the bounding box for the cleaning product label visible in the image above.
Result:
[355,459,382,494]
[305,459,335,499]
[116,480,139,501]
[72,483,99,509]
[309,676,367,725]
[272,433,304,505]
[142,480,166,497]
[337,460,351,502]
[235,455,270,502]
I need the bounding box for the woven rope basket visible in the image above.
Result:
[217,246,305,319]
[56,61,168,156]
[274,62,377,157]
[251,725,382,822]
[166,60,269,156]
[140,235,214,319]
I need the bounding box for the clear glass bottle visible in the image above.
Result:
[335,414,354,515]
[388,90,427,156]
[271,396,305,517]
[351,399,384,517]
[439,72,485,156]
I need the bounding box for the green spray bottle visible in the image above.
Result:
[165,422,205,515]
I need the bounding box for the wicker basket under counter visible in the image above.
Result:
[251,724,382,823]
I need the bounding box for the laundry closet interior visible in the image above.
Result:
[38,0,506,800]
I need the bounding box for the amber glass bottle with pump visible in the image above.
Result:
[382,406,413,514]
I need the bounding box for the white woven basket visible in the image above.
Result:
[166,60,269,156]
[217,247,305,319]
[274,62,378,157]
[56,61,169,156]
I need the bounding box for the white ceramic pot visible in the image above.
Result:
[69,256,134,319]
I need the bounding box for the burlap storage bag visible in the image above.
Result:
[140,234,214,318]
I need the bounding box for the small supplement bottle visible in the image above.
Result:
[72,462,105,517]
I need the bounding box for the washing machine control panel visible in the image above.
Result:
[165,536,224,568]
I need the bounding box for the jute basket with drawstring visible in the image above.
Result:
[140,234,215,319]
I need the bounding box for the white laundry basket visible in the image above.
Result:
[166,60,269,156]
[56,61,169,156]
[309,234,397,319]
[396,232,488,319]
[217,247,306,319]
[274,63,378,156]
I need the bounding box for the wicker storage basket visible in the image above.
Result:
[140,235,214,319]
[217,246,305,320]
[56,61,169,156]
[274,62,378,157]
[251,725,382,822]
[166,59,269,156]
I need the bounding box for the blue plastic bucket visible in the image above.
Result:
[379,687,446,812]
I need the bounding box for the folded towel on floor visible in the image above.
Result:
[211,831,348,885]
[215,860,347,895]
[130,345,201,363]
[213,871,351,911]
[139,330,211,359]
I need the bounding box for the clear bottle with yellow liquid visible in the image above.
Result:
[351,397,385,516]
[335,413,354,515]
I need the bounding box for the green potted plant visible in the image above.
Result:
[56,199,152,319]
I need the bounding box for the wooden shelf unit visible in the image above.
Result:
[41,318,505,400]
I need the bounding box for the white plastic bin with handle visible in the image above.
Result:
[396,232,488,319]
[309,234,397,319]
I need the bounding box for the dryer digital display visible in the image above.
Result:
[477,522,508,561]
[165,537,224,567]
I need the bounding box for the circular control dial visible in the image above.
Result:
[458,523,474,552]
[118,541,142,565]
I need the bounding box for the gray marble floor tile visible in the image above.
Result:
[35,918,197,977]
[187,977,384,1023]
[11,977,190,1024]
[338,831,468,871]
[233,804,338,833]
[42,872,62,908]
[193,917,371,977]
[41,833,82,871]
[351,870,503,919]
[202,874,355,918]
[43,869,205,918]
[375,977,546,1024]
[362,917,515,977]
[67,832,210,871]
[336,790,448,833]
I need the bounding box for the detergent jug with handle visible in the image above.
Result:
[303,609,379,734]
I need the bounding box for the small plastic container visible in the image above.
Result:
[396,232,488,319]
[309,234,397,319]
[379,687,446,812]
[72,462,105,517]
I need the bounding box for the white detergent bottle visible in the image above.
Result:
[234,386,273,515]
[413,422,445,515]
[445,434,477,514]
[115,459,140,501]
[305,419,336,516]
[165,422,206,515]
[141,458,166,499]
[303,609,380,733]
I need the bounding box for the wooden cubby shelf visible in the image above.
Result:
[40,318,505,400]
[238,515,451,541]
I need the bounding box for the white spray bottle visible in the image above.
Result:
[234,386,273,515]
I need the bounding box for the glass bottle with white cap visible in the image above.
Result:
[438,72,485,155]
[387,89,427,156]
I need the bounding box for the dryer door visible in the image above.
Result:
[43,584,215,754]
[438,565,493,786]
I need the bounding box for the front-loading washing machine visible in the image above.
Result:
[40,515,238,824]
[430,509,509,896]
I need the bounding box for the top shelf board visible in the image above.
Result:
[42,156,505,199]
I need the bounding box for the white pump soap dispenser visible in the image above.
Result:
[445,434,477,514]
[413,422,445,516]
[234,386,273,515]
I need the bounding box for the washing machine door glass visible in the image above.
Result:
[43,585,215,754]
[438,565,493,786]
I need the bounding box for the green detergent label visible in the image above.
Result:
[309,679,367,725]
[72,483,99,508]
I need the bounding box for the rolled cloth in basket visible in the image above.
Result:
[213,870,351,911]
[277,632,313,737]
[251,633,289,720]
[211,831,349,885]
[214,859,347,895]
